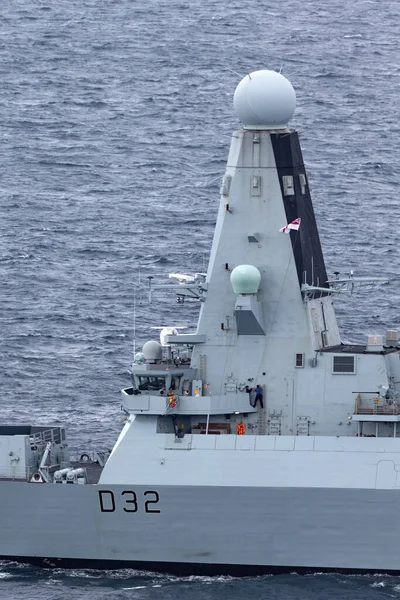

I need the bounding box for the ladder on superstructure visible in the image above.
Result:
[258,405,265,435]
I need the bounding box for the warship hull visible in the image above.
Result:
[1,477,399,574]
[3,70,400,576]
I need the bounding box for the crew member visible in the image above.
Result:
[254,384,264,408]
[237,421,246,435]
[245,385,255,408]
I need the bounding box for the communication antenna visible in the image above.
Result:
[224,65,245,79]
[132,286,137,358]
[311,256,314,287]
[147,276,154,302]
[132,267,144,358]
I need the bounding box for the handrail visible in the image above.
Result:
[29,427,61,445]
[353,392,399,415]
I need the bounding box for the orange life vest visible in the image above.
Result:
[237,422,246,435]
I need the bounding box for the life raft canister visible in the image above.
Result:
[237,421,246,435]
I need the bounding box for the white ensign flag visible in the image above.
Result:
[279,217,301,234]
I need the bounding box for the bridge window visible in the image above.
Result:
[137,376,166,391]
[170,376,181,391]
[332,355,355,374]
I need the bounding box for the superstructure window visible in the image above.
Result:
[295,353,304,368]
[137,376,166,391]
[332,355,355,374]
[170,376,181,391]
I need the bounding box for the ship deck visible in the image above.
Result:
[0,461,103,484]
[71,460,103,484]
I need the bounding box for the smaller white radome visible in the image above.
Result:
[233,69,296,129]
[230,265,261,295]
[133,352,145,364]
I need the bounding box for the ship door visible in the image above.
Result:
[376,461,396,489]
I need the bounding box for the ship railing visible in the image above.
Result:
[29,427,61,446]
[354,393,399,415]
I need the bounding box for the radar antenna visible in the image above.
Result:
[326,270,390,294]
[148,272,208,304]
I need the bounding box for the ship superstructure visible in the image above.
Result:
[1,70,400,575]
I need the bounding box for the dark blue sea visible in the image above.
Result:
[1,0,400,597]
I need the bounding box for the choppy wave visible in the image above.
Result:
[1,0,400,597]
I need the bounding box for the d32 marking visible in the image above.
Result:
[98,490,161,514]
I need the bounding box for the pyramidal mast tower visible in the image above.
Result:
[191,70,340,434]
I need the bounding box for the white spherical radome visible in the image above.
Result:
[233,70,296,129]
[230,265,261,295]
[142,340,162,362]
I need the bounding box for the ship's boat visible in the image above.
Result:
[1,70,400,575]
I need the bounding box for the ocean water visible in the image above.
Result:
[1,0,400,597]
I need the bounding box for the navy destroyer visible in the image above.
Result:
[1,70,400,575]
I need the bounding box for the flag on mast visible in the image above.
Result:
[279,217,301,234]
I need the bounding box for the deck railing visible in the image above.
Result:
[354,393,399,415]
[29,427,62,446]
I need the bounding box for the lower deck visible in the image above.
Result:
[0,458,104,484]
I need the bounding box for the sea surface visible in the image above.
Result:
[1,0,400,597]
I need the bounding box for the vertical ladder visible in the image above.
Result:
[199,354,206,383]
[258,405,265,435]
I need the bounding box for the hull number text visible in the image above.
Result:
[98,490,160,514]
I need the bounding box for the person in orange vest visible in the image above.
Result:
[237,421,246,435]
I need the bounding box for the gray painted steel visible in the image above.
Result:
[1,480,400,571]
[1,72,400,573]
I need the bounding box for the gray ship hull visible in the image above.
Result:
[1,480,399,575]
